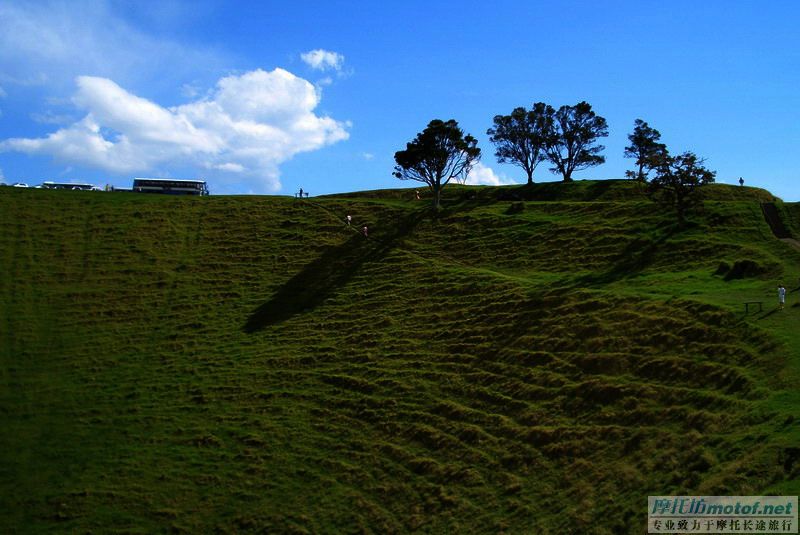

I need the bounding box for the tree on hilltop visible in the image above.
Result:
[648,151,715,225]
[393,119,480,208]
[544,101,608,182]
[624,119,667,182]
[487,102,552,185]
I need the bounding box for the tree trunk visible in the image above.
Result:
[433,183,441,209]
[527,170,534,185]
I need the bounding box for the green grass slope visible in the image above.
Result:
[1,182,798,533]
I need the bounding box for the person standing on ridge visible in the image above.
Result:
[739,177,744,187]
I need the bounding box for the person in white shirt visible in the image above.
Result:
[778,285,786,310]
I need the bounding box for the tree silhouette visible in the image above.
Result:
[624,119,667,182]
[487,102,552,185]
[545,101,608,182]
[648,151,716,225]
[393,119,480,208]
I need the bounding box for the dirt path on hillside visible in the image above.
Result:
[780,238,800,251]
[761,203,800,254]
[761,202,791,238]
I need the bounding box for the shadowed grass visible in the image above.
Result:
[245,210,425,331]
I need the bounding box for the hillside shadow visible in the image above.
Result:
[583,180,616,201]
[495,179,639,203]
[244,210,425,332]
[756,309,779,320]
[574,227,678,287]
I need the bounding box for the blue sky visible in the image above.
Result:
[0,0,798,199]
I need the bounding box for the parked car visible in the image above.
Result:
[12,183,29,188]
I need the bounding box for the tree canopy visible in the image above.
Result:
[624,119,667,182]
[648,151,716,224]
[487,102,551,185]
[393,119,480,208]
[544,101,608,182]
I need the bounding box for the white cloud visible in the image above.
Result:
[361,152,374,160]
[0,167,4,181]
[301,49,345,72]
[30,111,76,125]
[181,82,202,99]
[209,162,245,173]
[0,86,6,98]
[0,68,350,192]
[465,163,518,186]
[0,1,227,92]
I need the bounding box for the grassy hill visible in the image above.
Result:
[1,181,798,533]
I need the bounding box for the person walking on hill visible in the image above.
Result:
[362,225,369,238]
[778,284,786,310]
[346,214,352,226]
[739,177,744,187]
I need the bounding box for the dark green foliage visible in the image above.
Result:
[544,101,608,182]
[393,119,480,208]
[487,103,551,184]
[648,151,716,225]
[624,119,667,182]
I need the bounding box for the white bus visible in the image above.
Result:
[42,181,97,191]
[132,178,209,196]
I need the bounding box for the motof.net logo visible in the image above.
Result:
[648,496,798,533]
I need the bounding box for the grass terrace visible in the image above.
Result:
[1,180,798,533]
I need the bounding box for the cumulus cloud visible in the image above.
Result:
[301,49,345,72]
[0,86,6,98]
[0,69,350,191]
[464,163,518,186]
